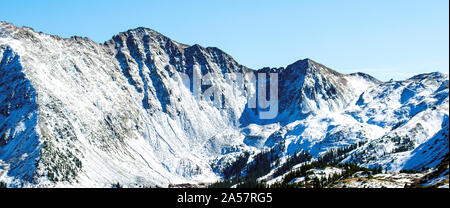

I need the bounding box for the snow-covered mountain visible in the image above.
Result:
[0,21,448,187]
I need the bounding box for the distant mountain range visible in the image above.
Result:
[0,21,448,188]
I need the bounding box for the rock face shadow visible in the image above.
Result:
[0,45,40,185]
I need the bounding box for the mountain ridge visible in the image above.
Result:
[0,21,448,187]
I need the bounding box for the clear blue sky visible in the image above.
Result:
[0,0,448,80]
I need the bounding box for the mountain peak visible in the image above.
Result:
[106,26,190,50]
[127,26,164,37]
[0,21,16,29]
[349,72,381,84]
[116,26,176,42]
[0,21,22,37]
[284,58,343,78]
[408,71,449,81]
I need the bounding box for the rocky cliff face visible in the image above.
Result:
[0,21,448,187]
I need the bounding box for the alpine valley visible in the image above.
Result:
[0,21,448,188]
